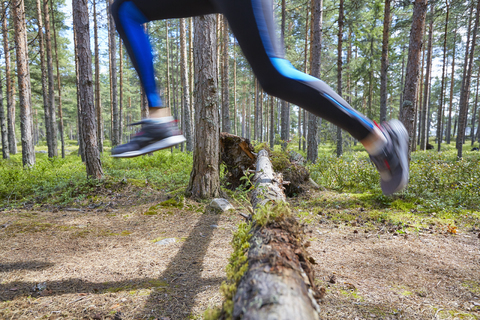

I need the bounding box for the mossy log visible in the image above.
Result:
[232,149,320,319]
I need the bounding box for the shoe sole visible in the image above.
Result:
[380,120,409,195]
[111,135,186,158]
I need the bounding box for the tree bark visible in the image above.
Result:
[222,17,230,133]
[457,0,480,158]
[307,0,323,163]
[73,0,103,178]
[119,40,124,144]
[233,149,320,319]
[37,0,55,157]
[0,59,8,159]
[187,15,220,199]
[336,0,343,157]
[446,24,457,144]
[420,7,433,150]
[380,0,391,123]
[2,1,16,155]
[108,0,119,146]
[280,0,289,150]
[51,0,65,157]
[13,0,35,167]
[93,0,103,152]
[400,0,428,158]
[471,70,480,145]
[180,18,193,151]
[44,0,57,156]
[436,1,449,152]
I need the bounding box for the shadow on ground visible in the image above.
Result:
[0,213,224,319]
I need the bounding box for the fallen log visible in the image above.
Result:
[232,149,320,319]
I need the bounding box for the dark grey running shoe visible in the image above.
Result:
[111,117,186,158]
[369,120,409,195]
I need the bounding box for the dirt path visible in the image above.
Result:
[1,196,479,319]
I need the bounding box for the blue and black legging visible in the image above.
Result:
[110,0,375,141]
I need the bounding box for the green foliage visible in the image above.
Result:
[0,149,192,207]
[308,148,480,212]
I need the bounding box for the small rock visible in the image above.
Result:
[210,224,219,228]
[154,238,176,246]
[329,274,337,284]
[33,282,47,292]
[207,198,234,213]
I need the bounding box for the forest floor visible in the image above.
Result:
[1,185,479,320]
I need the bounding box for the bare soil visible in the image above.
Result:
[1,189,479,320]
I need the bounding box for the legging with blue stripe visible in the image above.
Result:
[110,0,375,141]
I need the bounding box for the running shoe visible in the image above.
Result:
[111,117,186,158]
[369,119,409,195]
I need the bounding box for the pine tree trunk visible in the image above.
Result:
[233,40,237,135]
[222,17,230,133]
[13,0,35,167]
[446,25,457,144]
[280,0,289,150]
[420,8,433,150]
[187,15,220,199]
[180,18,193,151]
[380,0,391,123]
[44,0,57,156]
[108,0,119,146]
[400,0,428,158]
[36,0,55,157]
[51,0,65,157]
[307,0,322,163]
[73,0,103,178]
[2,1,16,155]
[0,62,8,159]
[336,0,343,157]
[73,27,85,161]
[436,1,449,151]
[457,0,480,158]
[93,0,103,152]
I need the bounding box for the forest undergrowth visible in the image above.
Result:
[1,141,480,319]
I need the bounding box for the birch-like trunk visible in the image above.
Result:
[180,18,193,151]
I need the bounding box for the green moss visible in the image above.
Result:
[206,221,251,320]
[253,142,270,153]
[462,280,480,295]
[253,201,290,227]
[270,151,290,172]
[127,178,146,187]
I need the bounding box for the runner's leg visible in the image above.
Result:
[212,0,375,141]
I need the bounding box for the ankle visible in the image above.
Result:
[148,107,171,118]
[361,127,387,156]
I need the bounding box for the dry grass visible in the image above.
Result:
[1,189,479,320]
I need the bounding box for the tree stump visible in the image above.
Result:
[220,132,256,189]
[232,149,320,319]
